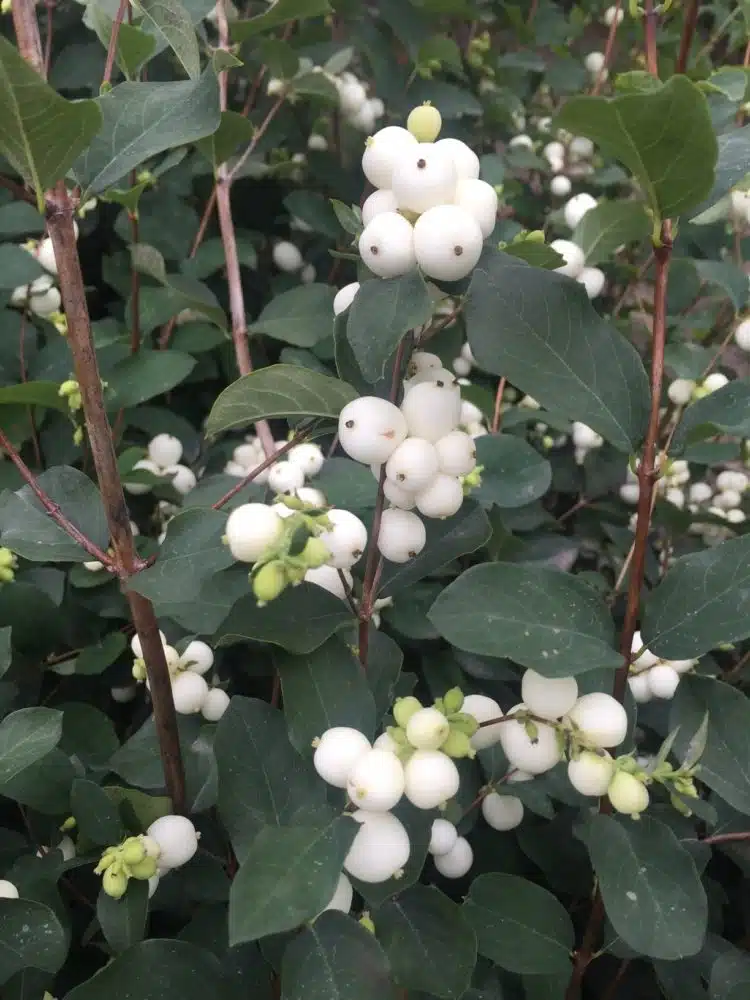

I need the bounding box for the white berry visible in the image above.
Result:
[147,815,199,871]
[498,704,561,775]
[171,672,209,714]
[415,474,464,518]
[567,750,615,796]
[305,564,352,600]
[268,460,305,494]
[323,873,353,912]
[454,178,498,238]
[401,381,461,442]
[703,373,729,393]
[165,464,196,495]
[314,727,372,788]
[428,818,458,856]
[481,792,524,831]
[550,175,572,197]
[463,694,504,750]
[339,396,408,465]
[433,137,480,180]
[201,688,230,722]
[383,477,417,510]
[148,434,183,468]
[550,239,585,278]
[433,836,473,878]
[409,350,443,375]
[392,143,458,215]
[344,810,411,883]
[225,503,283,563]
[287,443,324,477]
[578,266,605,299]
[405,706,450,750]
[567,693,628,749]
[385,437,440,492]
[404,750,460,809]
[584,51,606,74]
[319,508,368,569]
[734,318,750,351]
[667,378,696,405]
[346,749,405,811]
[413,205,483,282]
[435,431,476,476]
[628,672,653,704]
[647,664,680,700]
[180,640,214,675]
[334,282,360,316]
[359,212,416,278]
[378,508,426,563]
[362,189,399,226]
[362,126,418,189]
[273,241,303,272]
[521,670,578,721]
[131,630,166,659]
[0,879,19,898]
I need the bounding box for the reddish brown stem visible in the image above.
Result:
[592,0,621,95]
[701,830,750,846]
[644,0,659,77]
[102,0,128,87]
[211,427,311,510]
[129,205,141,354]
[43,0,54,77]
[676,0,699,74]
[18,312,42,467]
[491,376,506,433]
[0,427,114,568]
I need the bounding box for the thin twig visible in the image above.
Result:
[211,427,311,510]
[700,830,750,846]
[695,7,741,65]
[129,201,141,354]
[592,0,621,96]
[491,376,506,433]
[18,312,42,467]
[43,0,54,77]
[643,0,659,77]
[0,428,115,568]
[676,0,699,74]
[102,0,128,87]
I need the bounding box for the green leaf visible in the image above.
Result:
[473,435,552,509]
[214,697,328,860]
[132,0,200,79]
[107,350,197,408]
[695,260,748,312]
[465,248,649,452]
[281,911,396,1000]
[503,240,565,269]
[97,880,149,954]
[428,563,621,676]
[0,708,62,785]
[116,23,158,79]
[330,199,362,236]
[64,939,231,1000]
[710,949,750,1000]
[130,509,232,604]
[0,627,11,680]
[196,110,254,168]
[579,814,707,960]
[250,285,336,347]
[0,466,109,562]
[0,201,44,237]
[0,35,101,210]
[0,244,45,288]
[229,817,357,944]
[71,778,124,845]
[642,533,750,659]
[380,500,491,598]
[346,272,433,383]
[0,899,67,986]
[462,873,574,976]
[72,633,127,676]
[571,200,651,266]
[205,364,356,437]
[0,380,69,413]
[216,583,354,654]
[275,637,377,752]
[669,676,750,815]
[376,885,477,998]
[690,124,750,223]
[130,244,227,329]
[232,0,331,40]
[74,69,221,196]
[672,381,750,452]
[556,75,718,220]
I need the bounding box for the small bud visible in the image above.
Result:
[406,103,442,143]
[73,426,84,446]
[252,560,288,604]
[120,837,146,866]
[102,865,128,899]
[127,855,158,880]
[132,659,147,682]
[442,687,464,714]
[440,730,475,759]
[58,379,79,397]
[359,912,376,934]
[392,696,423,728]
[59,816,77,832]
[94,849,117,874]
[299,537,331,569]
[446,712,479,737]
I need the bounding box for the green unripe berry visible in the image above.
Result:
[132,659,147,682]
[253,560,288,604]
[300,537,331,569]
[120,837,146,866]
[94,849,117,874]
[407,103,443,142]
[0,566,14,583]
[359,912,376,934]
[127,855,158,880]
[393,696,423,728]
[102,865,128,899]
[442,687,464,714]
[441,730,475,759]
[446,712,479,737]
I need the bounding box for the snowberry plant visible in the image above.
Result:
[1,1,750,999]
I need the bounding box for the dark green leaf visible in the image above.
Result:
[690,125,750,223]
[0,708,62,784]
[695,260,748,312]
[669,677,750,815]
[250,285,336,347]
[107,350,197,408]
[214,697,328,860]
[710,949,750,1000]
[232,0,331,40]
[0,245,45,288]
[376,885,477,998]
[380,500,491,598]
[463,873,574,976]
[205,364,356,436]
[0,35,101,208]
[0,201,44,237]
[130,509,232,604]
[571,200,651,266]
[556,76,717,220]
[0,899,67,986]
[672,381,750,452]
[281,911,396,1000]
[579,814,707,959]
[642,533,750,659]
[216,582,354,654]
[229,817,357,944]
[474,434,552,509]
[74,69,221,195]
[116,23,158,79]
[346,272,432,383]
[465,248,649,452]
[429,562,620,675]
[131,245,227,329]
[64,939,231,1000]
[275,637,377,752]
[97,880,149,954]
[0,466,108,562]
[503,240,565,269]
[133,0,200,79]
[72,778,124,845]
[72,633,127,676]
[0,381,69,413]
[196,110,254,168]
[0,628,11,680]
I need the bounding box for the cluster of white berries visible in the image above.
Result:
[337,358,479,556]
[667,371,729,407]
[332,71,385,134]
[628,630,697,704]
[124,434,196,497]
[584,50,608,83]
[224,435,325,496]
[271,239,316,283]
[96,814,199,899]
[9,229,78,331]
[546,192,605,299]
[603,4,624,26]
[130,632,229,721]
[356,104,497,283]
[571,421,604,464]
[451,341,476,378]
[540,129,596,198]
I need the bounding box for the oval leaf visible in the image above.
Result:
[0,898,67,986]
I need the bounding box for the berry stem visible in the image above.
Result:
[591,0,621,96]
[675,0,699,74]
[101,0,128,88]
[211,423,314,510]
